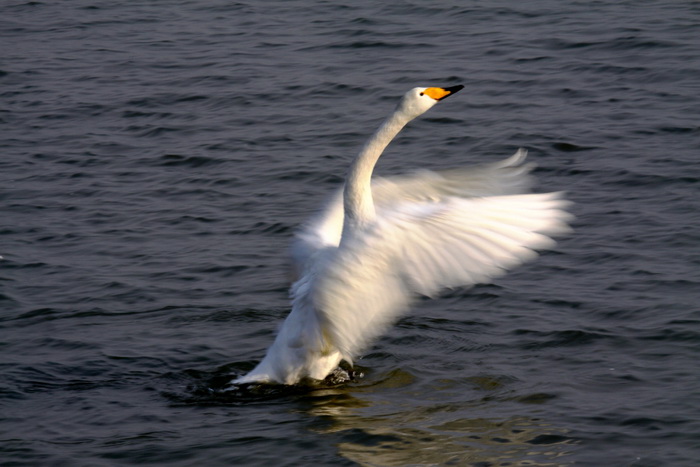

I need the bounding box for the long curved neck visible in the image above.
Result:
[341,109,411,237]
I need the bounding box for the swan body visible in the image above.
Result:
[233,85,571,385]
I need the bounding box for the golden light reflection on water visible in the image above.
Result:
[303,370,575,466]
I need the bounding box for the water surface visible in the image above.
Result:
[2,1,699,465]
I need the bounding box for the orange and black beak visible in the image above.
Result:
[423,85,464,101]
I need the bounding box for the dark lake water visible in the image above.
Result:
[2,1,699,465]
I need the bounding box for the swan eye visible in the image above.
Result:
[419,92,424,96]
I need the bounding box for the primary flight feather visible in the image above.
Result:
[233,85,571,385]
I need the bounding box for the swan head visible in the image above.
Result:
[396,85,464,119]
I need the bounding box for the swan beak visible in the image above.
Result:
[424,85,464,101]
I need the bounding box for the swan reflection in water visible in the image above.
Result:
[298,369,576,466]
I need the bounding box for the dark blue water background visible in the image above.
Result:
[2,1,699,465]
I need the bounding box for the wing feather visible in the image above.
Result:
[311,192,571,358]
[290,150,535,276]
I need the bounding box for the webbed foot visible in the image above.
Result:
[324,367,364,385]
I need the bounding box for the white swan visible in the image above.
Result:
[233,85,571,385]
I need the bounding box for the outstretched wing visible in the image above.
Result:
[290,149,535,276]
[310,191,572,359]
